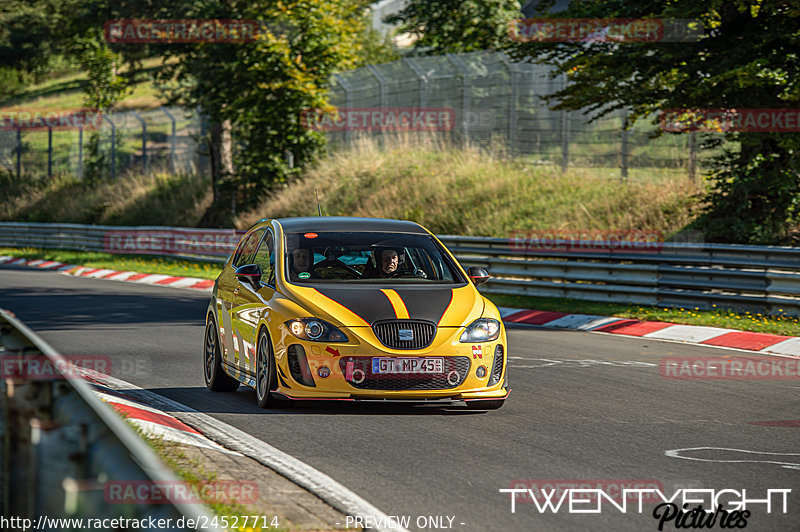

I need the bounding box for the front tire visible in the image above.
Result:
[255,329,278,408]
[204,316,239,392]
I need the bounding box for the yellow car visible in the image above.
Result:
[203,217,508,409]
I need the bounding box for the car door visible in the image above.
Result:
[230,229,275,379]
[220,228,264,374]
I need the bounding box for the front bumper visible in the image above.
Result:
[273,338,508,400]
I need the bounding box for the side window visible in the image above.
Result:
[232,229,264,268]
[252,231,275,286]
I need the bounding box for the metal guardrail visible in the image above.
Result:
[0,308,220,530]
[439,235,800,315]
[1,222,799,315]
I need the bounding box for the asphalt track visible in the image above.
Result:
[1,264,799,532]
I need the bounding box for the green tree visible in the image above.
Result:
[153,0,367,225]
[73,30,130,182]
[510,1,800,244]
[384,0,522,54]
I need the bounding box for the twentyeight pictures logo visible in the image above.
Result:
[104,20,260,43]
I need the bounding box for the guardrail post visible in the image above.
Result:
[132,111,147,174]
[160,107,177,174]
[102,114,116,180]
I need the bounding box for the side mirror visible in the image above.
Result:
[235,264,262,286]
[468,267,490,286]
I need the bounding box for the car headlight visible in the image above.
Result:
[459,318,501,343]
[285,318,348,342]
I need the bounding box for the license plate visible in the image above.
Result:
[371,357,444,374]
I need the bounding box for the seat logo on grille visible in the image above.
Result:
[398,329,414,341]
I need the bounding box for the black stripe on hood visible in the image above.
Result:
[314,286,455,325]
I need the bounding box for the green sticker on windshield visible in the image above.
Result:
[298,272,311,279]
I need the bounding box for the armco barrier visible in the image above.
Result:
[1,222,799,315]
[0,308,221,530]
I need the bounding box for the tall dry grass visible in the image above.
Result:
[238,137,701,237]
[0,167,211,227]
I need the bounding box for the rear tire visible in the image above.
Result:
[466,399,505,410]
[255,329,278,408]
[204,316,239,392]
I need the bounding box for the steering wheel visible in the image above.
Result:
[391,268,428,279]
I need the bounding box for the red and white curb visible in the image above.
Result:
[497,307,800,357]
[78,371,241,456]
[0,255,214,291]
[0,255,76,271]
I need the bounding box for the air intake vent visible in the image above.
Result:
[488,344,504,386]
[372,320,436,350]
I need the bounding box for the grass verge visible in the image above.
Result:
[489,293,800,337]
[0,247,220,280]
[133,427,287,532]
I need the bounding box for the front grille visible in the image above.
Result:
[488,345,504,386]
[372,320,436,350]
[339,356,471,390]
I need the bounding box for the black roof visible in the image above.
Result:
[275,216,428,234]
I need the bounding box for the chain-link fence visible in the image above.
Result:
[325,51,724,181]
[1,51,727,182]
[0,106,207,179]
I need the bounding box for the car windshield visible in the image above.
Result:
[284,231,467,284]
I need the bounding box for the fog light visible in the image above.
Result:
[476,365,487,378]
[447,370,460,386]
[352,368,366,384]
[318,366,330,378]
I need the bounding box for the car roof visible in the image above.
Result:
[274,216,429,234]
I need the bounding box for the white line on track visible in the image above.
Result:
[94,372,409,532]
[665,447,800,470]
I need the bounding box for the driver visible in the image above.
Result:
[291,248,314,279]
[380,249,399,277]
